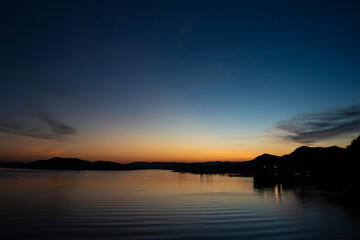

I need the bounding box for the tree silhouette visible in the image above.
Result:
[347,135,360,152]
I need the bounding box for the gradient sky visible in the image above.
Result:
[1,0,360,162]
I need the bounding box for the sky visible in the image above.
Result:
[1,0,360,162]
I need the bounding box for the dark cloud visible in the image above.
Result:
[0,106,76,140]
[276,105,360,143]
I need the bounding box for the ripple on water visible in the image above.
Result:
[1,169,360,240]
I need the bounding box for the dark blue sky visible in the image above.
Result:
[1,0,360,161]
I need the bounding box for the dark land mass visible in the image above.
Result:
[1,135,360,186]
[0,158,176,171]
[173,135,360,187]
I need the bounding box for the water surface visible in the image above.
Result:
[0,168,359,239]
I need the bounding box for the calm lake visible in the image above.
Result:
[0,168,359,239]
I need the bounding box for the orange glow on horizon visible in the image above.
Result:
[0,130,353,163]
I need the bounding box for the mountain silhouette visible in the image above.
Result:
[172,135,360,186]
[1,135,359,186]
[16,157,134,171]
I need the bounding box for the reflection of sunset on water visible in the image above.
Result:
[1,169,359,239]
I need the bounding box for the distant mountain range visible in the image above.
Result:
[1,135,359,186]
[0,158,177,171]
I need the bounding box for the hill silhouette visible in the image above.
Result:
[1,157,134,171]
[171,135,360,186]
[1,135,359,186]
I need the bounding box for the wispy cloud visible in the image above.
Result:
[276,105,360,143]
[0,106,76,140]
[225,134,282,141]
[227,105,360,145]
